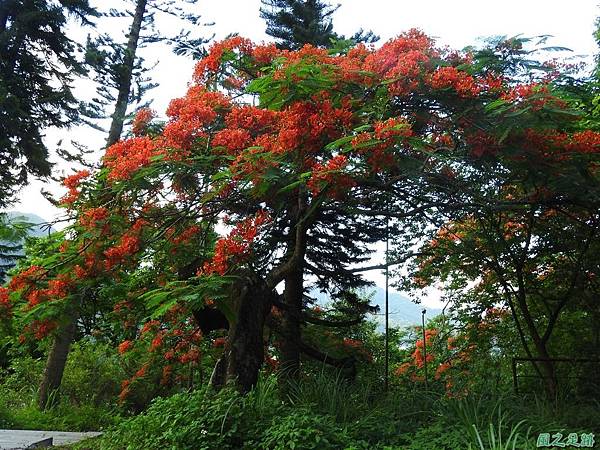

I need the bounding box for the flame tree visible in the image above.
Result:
[3,32,600,398]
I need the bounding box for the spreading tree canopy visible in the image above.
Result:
[3,32,600,397]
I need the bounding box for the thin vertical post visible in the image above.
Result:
[422,309,428,390]
[512,358,518,394]
[384,219,389,392]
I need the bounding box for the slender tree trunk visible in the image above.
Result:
[106,0,147,147]
[38,313,77,409]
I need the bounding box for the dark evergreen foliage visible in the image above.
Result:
[259,0,378,50]
[82,0,213,147]
[0,0,97,205]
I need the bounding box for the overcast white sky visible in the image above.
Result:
[10,0,600,307]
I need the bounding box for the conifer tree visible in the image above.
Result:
[0,0,97,206]
[83,0,213,148]
[260,0,377,50]
[260,0,378,384]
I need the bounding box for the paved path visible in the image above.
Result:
[0,430,101,449]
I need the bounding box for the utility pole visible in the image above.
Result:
[384,218,389,392]
[422,308,428,390]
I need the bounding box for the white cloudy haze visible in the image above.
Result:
[10,0,600,307]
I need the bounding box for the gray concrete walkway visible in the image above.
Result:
[0,430,101,449]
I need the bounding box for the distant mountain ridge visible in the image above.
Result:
[309,286,441,329]
[6,211,53,238]
[1,212,55,278]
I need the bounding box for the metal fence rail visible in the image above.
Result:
[511,357,600,395]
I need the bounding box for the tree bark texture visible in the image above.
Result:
[106,0,147,147]
[208,273,275,393]
[38,313,77,409]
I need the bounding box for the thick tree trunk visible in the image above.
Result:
[106,0,147,147]
[209,273,274,393]
[38,313,77,409]
[512,271,558,398]
[278,192,308,389]
[226,277,274,392]
[531,339,558,398]
[278,267,303,382]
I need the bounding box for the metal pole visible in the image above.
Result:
[512,358,518,394]
[422,308,428,390]
[384,220,389,392]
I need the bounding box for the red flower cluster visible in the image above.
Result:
[9,265,45,291]
[47,274,71,299]
[251,43,280,66]
[118,340,134,354]
[141,319,160,334]
[21,319,57,341]
[160,365,173,386]
[516,128,600,163]
[119,306,203,400]
[342,338,372,362]
[132,108,154,136]
[501,82,566,111]
[373,117,413,141]
[363,29,436,96]
[307,155,355,198]
[150,332,164,351]
[61,170,91,205]
[429,66,481,97]
[466,131,500,158]
[21,273,73,309]
[199,210,270,276]
[213,128,252,153]
[394,327,477,398]
[104,136,159,181]
[567,130,600,154]
[225,105,278,134]
[213,336,227,348]
[0,287,11,319]
[104,235,140,270]
[193,36,253,82]
[163,87,231,151]
[351,117,413,173]
[170,225,201,246]
[79,207,109,231]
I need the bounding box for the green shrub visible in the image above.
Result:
[402,421,467,450]
[0,341,123,431]
[61,340,126,407]
[6,403,120,432]
[346,408,406,447]
[100,387,252,450]
[0,398,13,428]
[286,368,377,422]
[0,353,43,406]
[257,407,354,450]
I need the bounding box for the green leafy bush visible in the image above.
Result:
[0,341,123,431]
[402,421,466,450]
[257,407,353,450]
[100,387,250,450]
[61,340,126,407]
[0,398,13,428]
